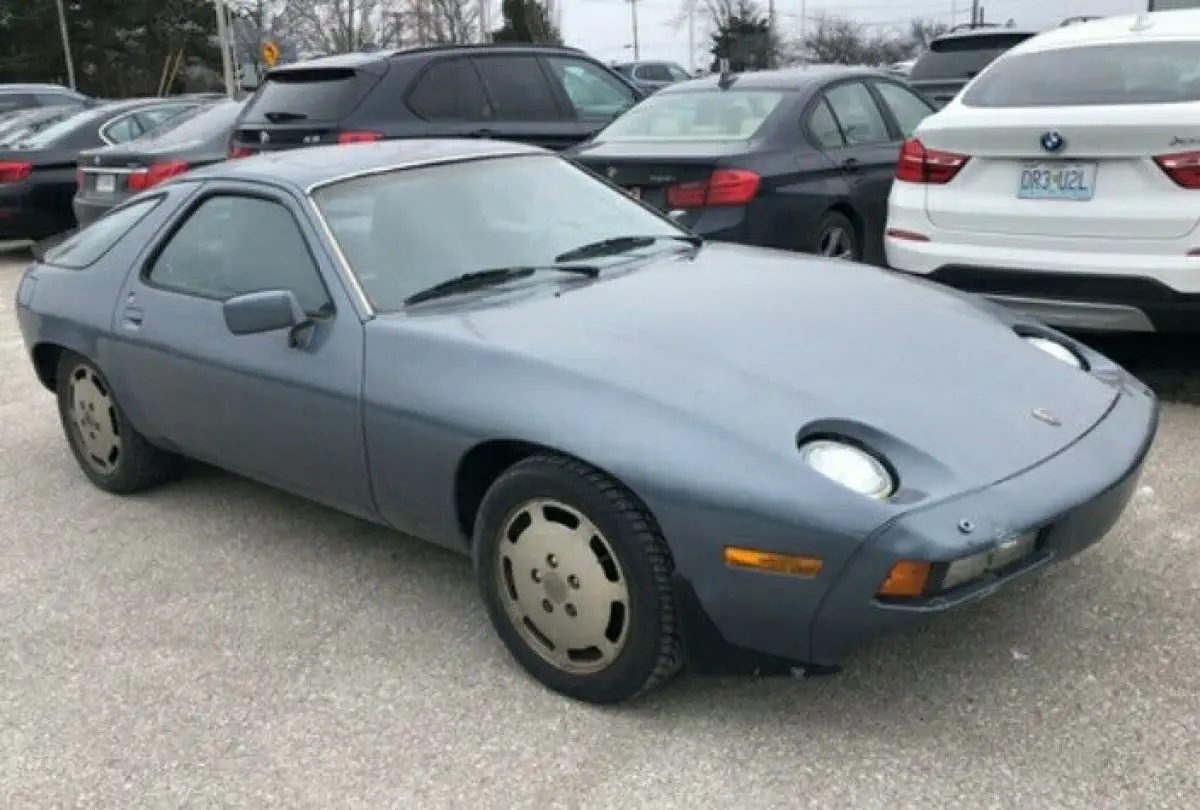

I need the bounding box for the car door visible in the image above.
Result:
[107,182,374,517]
[817,79,903,260]
[468,54,583,150]
[542,55,641,137]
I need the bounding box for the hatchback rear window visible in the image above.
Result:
[961,41,1200,107]
[598,90,786,141]
[241,68,380,124]
[909,33,1034,81]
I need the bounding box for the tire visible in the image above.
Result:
[812,210,860,261]
[55,351,183,494]
[472,454,684,704]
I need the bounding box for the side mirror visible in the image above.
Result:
[222,289,307,336]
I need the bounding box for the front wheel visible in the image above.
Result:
[55,351,182,494]
[472,455,683,704]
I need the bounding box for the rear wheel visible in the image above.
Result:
[813,210,860,260]
[55,352,182,494]
[472,454,683,704]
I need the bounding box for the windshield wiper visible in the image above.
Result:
[553,234,703,263]
[403,265,600,307]
[263,111,308,123]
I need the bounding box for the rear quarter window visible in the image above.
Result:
[241,68,381,123]
[909,33,1034,81]
[41,196,162,269]
[961,41,1200,107]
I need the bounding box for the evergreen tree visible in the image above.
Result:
[491,0,562,45]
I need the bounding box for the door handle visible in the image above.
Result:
[121,305,144,326]
[469,128,495,138]
[841,157,860,173]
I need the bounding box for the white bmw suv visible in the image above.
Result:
[885,10,1200,333]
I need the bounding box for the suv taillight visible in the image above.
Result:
[127,160,190,191]
[665,168,760,209]
[338,130,383,144]
[1154,151,1200,189]
[0,161,32,184]
[895,137,968,185]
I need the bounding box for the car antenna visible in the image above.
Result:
[717,58,736,90]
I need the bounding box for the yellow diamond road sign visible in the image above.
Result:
[261,40,280,66]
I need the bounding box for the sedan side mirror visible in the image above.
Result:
[223,289,308,337]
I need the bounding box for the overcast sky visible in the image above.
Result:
[560,0,1151,68]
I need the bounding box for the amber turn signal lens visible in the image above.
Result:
[877,560,932,598]
[723,546,824,578]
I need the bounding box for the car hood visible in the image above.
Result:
[430,244,1119,490]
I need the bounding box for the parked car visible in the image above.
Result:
[568,65,937,264]
[15,138,1158,704]
[611,60,694,94]
[227,43,645,158]
[885,9,1200,333]
[74,98,247,228]
[0,105,87,147]
[0,83,90,115]
[0,97,204,240]
[908,26,1037,108]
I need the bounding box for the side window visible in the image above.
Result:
[824,82,891,146]
[102,114,143,144]
[148,195,332,314]
[35,92,80,107]
[137,105,192,131]
[807,97,845,149]
[640,64,673,82]
[543,56,637,122]
[873,81,934,138]
[42,197,162,269]
[472,56,561,121]
[406,58,492,121]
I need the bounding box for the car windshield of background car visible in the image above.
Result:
[596,89,786,141]
[311,153,685,312]
[138,99,245,146]
[13,106,102,148]
[961,41,1200,107]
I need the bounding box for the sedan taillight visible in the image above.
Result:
[1154,150,1200,189]
[665,168,761,209]
[127,160,190,191]
[895,137,969,185]
[0,161,33,184]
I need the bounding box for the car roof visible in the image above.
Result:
[1007,10,1200,54]
[657,64,890,93]
[186,138,547,191]
[931,26,1040,43]
[269,42,590,74]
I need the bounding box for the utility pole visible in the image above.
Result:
[214,0,236,97]
[687,0,695,72]
[767,0,775,68]
[970,0,980,25]
[629,0,640,60]
[54,0,76,90]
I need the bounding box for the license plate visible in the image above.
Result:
[1016,161,1097,201]
[624,186,642,200]
[95,173,116,194]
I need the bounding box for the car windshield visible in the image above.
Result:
[597,89,786,141]
[961,41,1200,107]
[311,153,687,312]
[14,105,105,148]
[137,99,245,145]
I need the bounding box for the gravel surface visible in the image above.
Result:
[1,247,1197,809]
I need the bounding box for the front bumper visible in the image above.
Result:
[674,373,1158,675]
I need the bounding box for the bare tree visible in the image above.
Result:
[272,0,408,54]
[406,0,481,45]
[800,13,931,66]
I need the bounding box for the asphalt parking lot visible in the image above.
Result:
[1,246,1197,809]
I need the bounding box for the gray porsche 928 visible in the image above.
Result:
[14,139,1159,705]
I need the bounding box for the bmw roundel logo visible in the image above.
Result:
[1040,131,1065,153]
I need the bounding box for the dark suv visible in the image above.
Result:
[908,26,1037,109]
[228,43,645,157]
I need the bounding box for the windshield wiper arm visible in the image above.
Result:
[553,234,703,263]
[403,265,600,306]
